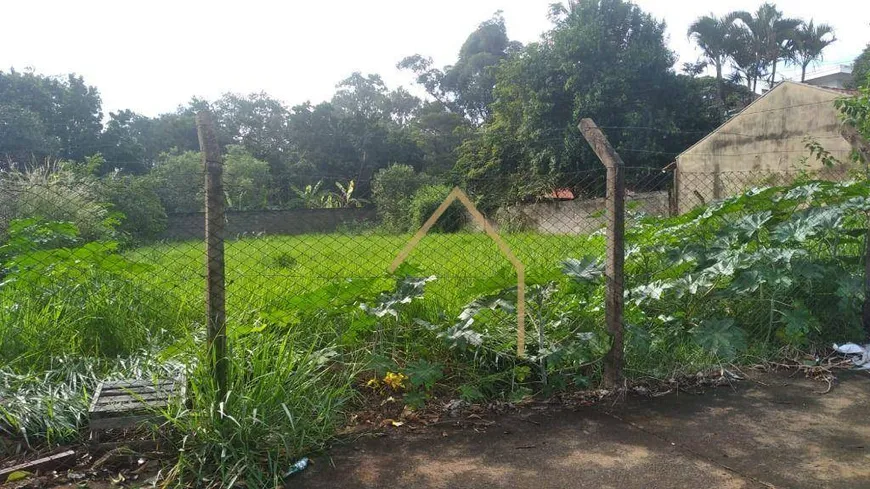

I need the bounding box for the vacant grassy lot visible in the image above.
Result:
[1,230,607,482]
[5,178,868,485]
[128,231,605,327]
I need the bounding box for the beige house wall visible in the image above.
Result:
[675,82,854,213]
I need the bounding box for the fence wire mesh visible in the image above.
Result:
[1,158,867,397]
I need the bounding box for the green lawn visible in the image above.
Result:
[128,231,605,329]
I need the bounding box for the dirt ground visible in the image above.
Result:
[6,369,869,488]
[297,370,870,489]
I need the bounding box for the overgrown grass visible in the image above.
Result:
[163,331,357,487]
[3,177,869,486]
[0,353,184,454]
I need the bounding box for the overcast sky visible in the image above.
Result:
[2,0,868,117]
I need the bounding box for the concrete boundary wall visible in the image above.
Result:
[162,208,378,240]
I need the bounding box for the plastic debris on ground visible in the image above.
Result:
[284,457,310,478]
[833,343,870,370]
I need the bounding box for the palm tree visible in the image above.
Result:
[729,3,801,90]
[725,12,763,91]
[792,20,836,82]
[722,20,762,91]
[688,14,738,105]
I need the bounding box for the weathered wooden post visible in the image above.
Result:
[196,111,228,399]
[579,118,625,388]
[841,123,870,338]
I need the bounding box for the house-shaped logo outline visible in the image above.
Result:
[389,187,527,356]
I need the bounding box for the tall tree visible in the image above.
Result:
[285,74,425,194]
[410,101,471,175]
[726,24,764,90]
[211,92,293,173]
[100,109,148,174]
[332,73,393,120]
[848,44,870,89]
[688,14,738,105]
[791,20,836,82]
[730,4,801,90]
[0,70,103,164]
[456,0,694,207]
[97,107,201,172]
[399,12,519,123]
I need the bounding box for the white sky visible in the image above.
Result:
[2,0,868,117]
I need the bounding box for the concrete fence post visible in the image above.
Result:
[579,118,625,388]
[196,110,228,399]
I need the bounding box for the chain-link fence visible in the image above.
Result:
[674,165,854,214]
[0,164,617,358]
[1,121,868,400]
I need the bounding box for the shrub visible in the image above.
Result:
[410,184,465,233]
[372,164,436,232]
[224,145,272,210]
[0,220,192,367]
[100,173,168,242]
[148,150,203,213]
[0,164,115,241]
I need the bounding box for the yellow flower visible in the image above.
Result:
[366,377,381,390]
[383,371,408,390]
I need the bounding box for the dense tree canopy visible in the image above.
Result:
[453,0,747,206]
[5,0,829,218]
[850,44,870,89]
[0,69,103,164]
[399,12,520,123]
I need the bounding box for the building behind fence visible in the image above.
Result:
[673,81,858,214]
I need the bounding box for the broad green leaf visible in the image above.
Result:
[403,359,443,390]
[781,182,822,201]
[728,270,762,294]
[5,471,31,483]
[780,303,818,345]
[673,273,716,297]
[439,319,484,350]
[772,207,842,243]
[562,256,604,284]
[693,319,747,360]
[731,211,772,239]
[630,280,670,305]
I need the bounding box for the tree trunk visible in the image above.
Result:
[801,62,808,82]
[771,59,778,88]
[715,61,724,107]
